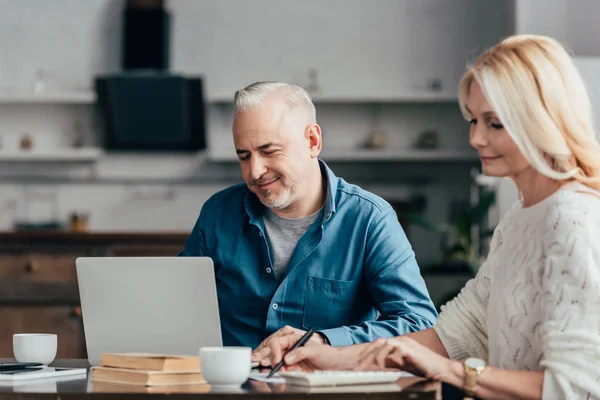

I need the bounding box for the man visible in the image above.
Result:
[178,81,437,363]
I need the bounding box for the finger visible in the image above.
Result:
[357,338,386,360]
[259,357,271,367]
[280,325,294,334]
[356,343,375,360]
[356,340,386,370]
[279,325,302,336]
[386,352,406,371]
[252,350,264,362]
[268,334,300,366]
[375,343,395,370]
[378,339,408,370]
[253,344,273,363]
[252,350,262,362]
[284,345,320,366]
[254,326,294,354]
[359,348,385,371]
[254,326,303,361]
[252,336,271,359]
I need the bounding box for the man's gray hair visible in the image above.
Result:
[233,81,316,123]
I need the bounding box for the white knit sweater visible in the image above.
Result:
[433,182,600,400]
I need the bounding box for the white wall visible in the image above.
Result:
[0,0,121,92]
[0,0,514,265]
[514,0,600,55]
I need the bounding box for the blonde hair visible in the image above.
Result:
[458,34,600,190]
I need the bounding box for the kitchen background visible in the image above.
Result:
[0,0,600,325]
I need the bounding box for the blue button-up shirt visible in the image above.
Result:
[179,160,437,348]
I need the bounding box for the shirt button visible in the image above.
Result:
[259,231,263,237]
[266,267,272,273]
[272,303,278,310]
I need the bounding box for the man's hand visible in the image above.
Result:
[252,325,325,366]
[267,335,370,372]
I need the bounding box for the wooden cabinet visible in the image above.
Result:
[0,251,84,358]
[108,245,184,257]
[170,0,511,102]
[0,252,81,320]
[0,307,85,359]
[0,253,78,283]
[0,232,188,358]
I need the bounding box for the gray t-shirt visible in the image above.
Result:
[263,207,322,279]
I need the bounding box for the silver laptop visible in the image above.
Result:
[75,257,222,366]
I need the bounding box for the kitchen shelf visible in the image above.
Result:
[0,92,456,105]
[208,147,479,162]
[321,148,478,161]
[0,148,103,162]
[0,92,96,104]
[207,92,458,104]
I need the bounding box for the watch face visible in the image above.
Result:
[465,358,486,369]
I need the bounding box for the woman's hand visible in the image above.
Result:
[356,336,459,382]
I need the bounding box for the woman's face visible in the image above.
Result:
[466,80,530,178]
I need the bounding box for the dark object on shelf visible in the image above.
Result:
[19,134,34,151]
[95,73,207,151]
[428,78,443,92]
[69,213,89,232]
[414,130,439,149]
[360,129,387,149]
[13,221,64,231]
[72,121,85,148]
[122,0,170,70]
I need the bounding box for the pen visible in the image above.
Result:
[0,362,42,368]
[0,362,43,371]
[267,328,314,378]
[0,367,43,374]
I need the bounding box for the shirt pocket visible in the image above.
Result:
[302,276,360,331]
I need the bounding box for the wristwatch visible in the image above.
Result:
[463,357,487,398]
[315,331,330,345]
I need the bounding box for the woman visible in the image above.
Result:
[263,34,600,399]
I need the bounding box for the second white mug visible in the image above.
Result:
[199,346,251,388]
[13,333,57,365]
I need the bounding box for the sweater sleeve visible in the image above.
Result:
[433,243,499,361]
[538,207,600,400]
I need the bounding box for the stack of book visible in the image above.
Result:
[90,353,207,389]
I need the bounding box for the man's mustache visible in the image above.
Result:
[251,175,281,186]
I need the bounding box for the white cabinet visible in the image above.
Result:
[513,0,600,56]
[169,0,511,102]
[400,0,511,101]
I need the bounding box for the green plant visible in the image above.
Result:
[404,190,496,275]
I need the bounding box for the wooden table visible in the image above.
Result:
[0,359,442,399]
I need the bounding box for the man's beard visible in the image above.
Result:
[251,175,297,210]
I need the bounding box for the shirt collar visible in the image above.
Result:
[319,159,337,223]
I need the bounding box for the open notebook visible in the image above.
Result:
[278,370,412,387]
[0,367,87,382]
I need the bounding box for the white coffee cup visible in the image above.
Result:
[199,346,251,388]
[13,334,57,365]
